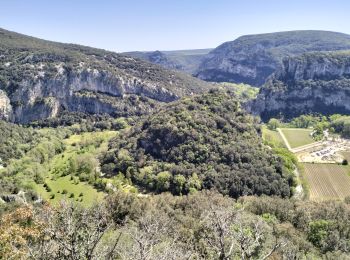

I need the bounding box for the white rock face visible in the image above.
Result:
[3,66,183,123]
[0,90,12,120]
[278,56,350,81]
[196,31,350,86]
[196,41,276,85]
[250,52,350,119]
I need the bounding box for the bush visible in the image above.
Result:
[267,118,280,130]
[112,118,128,130]
[69,193,75,198]
[344,196,350,204]
[44,183,52,192]
[34,173,44,184]
[62,189,68,194]
[342,159,348,165]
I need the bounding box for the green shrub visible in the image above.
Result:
[44,183,52,192]
[34,173,44,184]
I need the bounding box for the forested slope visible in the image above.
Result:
[101,90,294,197]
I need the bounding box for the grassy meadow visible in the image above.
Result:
[280,128,315,148]
[31,130,119,206]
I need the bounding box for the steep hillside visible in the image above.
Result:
[0,28,212,123]
[196,30,350,86]
[101,90,293,198]
[250,51,350,120]
[124,48,212,74]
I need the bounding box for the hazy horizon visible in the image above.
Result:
[1,0,349,52]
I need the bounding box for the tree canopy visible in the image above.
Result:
[101,90,293,198]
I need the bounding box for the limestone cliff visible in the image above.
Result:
[0,90,12,121]
[250,51,350,120]
[0,28,212,123]
[196,31,350,86]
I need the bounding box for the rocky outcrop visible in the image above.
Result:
[250,51,350,120]
[196,31,350,86]
[0,191,27,204]
[0,28,212,123]
[0,90,12,120]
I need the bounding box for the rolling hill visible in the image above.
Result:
[101,90,293,198]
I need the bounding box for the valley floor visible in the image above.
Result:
[266,127,350,201]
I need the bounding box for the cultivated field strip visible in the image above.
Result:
[303,163,350,200]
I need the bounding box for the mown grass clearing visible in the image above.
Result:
[280,128,315,148]
[302,163,350,201]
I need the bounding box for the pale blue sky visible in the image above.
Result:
[1,0,349,52]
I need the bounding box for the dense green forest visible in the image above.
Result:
[101,90,294,198]
[0,121,43,164]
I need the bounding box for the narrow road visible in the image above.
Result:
[276,128,304,199]
[277,128,292,151]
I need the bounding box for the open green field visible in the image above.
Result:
[302,163,350,201]
[262,126,286,148]
[280,128,315,148]
[34,176,105,206]
[32,130,118,206]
